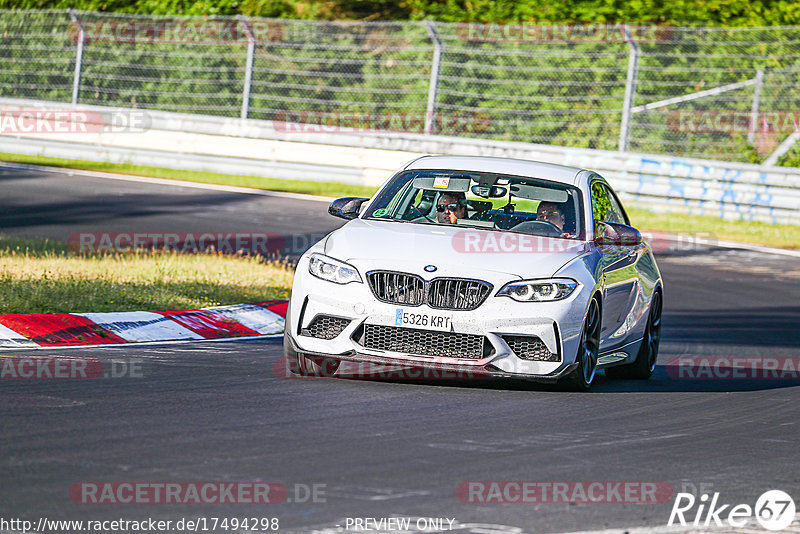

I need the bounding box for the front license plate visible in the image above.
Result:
[395,308,452,331]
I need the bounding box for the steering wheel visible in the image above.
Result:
[513,220,564,237]
[402,205,426,220]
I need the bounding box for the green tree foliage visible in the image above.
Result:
[403,0,800,26]
[2,0,800,25]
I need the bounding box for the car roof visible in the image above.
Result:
[404,155,585,186]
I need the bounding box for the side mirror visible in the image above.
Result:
[595,221,642,247]
[329,197,369,220]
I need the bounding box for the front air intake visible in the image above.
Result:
[362,324,490,359]
[367,271,425,306]
[427,278,492,311]
[504,335,560,362]
[301,315,351,340]
[367,271,492,310]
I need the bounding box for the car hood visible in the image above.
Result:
[324,218,588,279]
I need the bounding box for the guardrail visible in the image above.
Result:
[1,97,799,224]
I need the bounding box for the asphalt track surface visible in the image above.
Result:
[2,166,800,533]
[0,164,342,256]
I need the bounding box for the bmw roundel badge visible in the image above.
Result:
[424,265,437,272]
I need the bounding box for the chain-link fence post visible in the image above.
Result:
[238,15,256,120]
[2,13,797,164]
[424,21,443,135]
[747,69,764,145]
[68,9,85,105]
[618,25,639,152]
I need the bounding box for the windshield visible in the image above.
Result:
[364,169,585,240]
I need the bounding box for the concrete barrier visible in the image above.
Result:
[2,97,799,224]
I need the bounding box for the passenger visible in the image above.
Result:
[536,201,573,238]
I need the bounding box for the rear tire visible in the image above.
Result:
[606,290,662,380]
[283,303,341,377]
[562,297,601,392]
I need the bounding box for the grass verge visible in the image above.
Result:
[0,236,294,314]
[2,152,798,250]
[626,207,800,251]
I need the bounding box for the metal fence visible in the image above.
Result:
[1,10,800,165]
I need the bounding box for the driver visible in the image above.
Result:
[536,201,573,238]
[436,192,467,224]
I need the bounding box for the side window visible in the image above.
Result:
[590,181,624,224]
[590,181,612,224]
[603,185,629,225]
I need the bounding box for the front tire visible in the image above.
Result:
[606,290,662,380]
[562,297,601,392]
[283,303,341,377]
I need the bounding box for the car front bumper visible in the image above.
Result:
[287,266,592,380]
[284,330,580,383]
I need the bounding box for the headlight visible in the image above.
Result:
[497,278,579,302]
[308,253,362,284]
